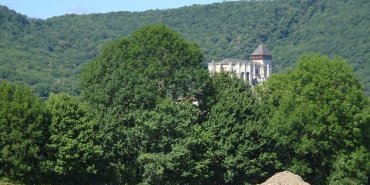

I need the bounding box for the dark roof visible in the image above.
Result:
[251,44,272,56]
[219,58,250,64]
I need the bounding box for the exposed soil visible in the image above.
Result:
[260,171,310,185]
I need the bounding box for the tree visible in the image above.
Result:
[135,99,202,184]
[79,24,208,183]
[80,24,205,112]
[328,147,369,185]
[259,54,369,184]
[0,81,49,184]
[43,93,105,184]
[203,74,280,184]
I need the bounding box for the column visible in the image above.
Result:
[253,62,256,76]
[229,61,233,73]
[261,64,265,79]
[244,63,247,81]
[212,60,215,74]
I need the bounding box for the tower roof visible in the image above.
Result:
[251,44,272,56]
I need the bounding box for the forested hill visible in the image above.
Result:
[1,0,369,97]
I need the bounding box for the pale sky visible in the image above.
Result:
[0,0,224,19]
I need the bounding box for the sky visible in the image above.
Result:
[0,0,224,19]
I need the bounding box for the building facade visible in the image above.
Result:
[208,44,272,85]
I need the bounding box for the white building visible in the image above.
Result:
[208,44,272,85]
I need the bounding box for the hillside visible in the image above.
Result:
[0,0,369,96]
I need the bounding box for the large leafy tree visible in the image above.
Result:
[259,55,369,184]
[135,99,201,184]
[80,24,205,112]
[0,81,49,184]
[79,24,208,183]
[44,93,105,184]
[203,74,280,184]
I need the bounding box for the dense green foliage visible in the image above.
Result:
[79,24,209,184]
[80,24,204,111]
[43,93,105,184]
[0,0,369,97]
[201,75,281,184]
[1,25,369,184]
[0,82,48,184]
[257,55,370,184]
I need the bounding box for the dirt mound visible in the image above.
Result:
[260,171,310,185]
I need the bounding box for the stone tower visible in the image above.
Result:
[251,44,272,82]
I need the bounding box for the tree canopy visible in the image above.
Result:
[0,0,370,97]
[79,24,209,184]
[43,93,105,184]
[0,81,48,184]
[0,25,369,185]
[258,54,370,184]
[80,24,205,111]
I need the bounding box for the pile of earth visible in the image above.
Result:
[260,171,310,185]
